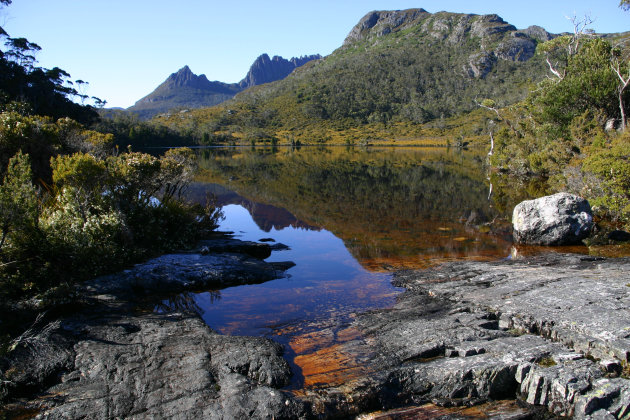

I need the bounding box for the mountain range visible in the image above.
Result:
[128,54,321,119]
[151,8,629,145]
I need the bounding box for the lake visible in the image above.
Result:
[178,145,590,389]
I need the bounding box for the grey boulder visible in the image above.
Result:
[512,192,593,245]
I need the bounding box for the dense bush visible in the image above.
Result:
[94,109,192,149]
[581,133,630,224]
[0,112,222,300]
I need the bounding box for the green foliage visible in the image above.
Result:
[40,186,125,273]
[0,118,222,300]
[582,134,630,224]
[528,38,621,136]
[0,46,99,125]
[0,151,39,253]
[490,32,630,226]
[94,109,191,148]
[0,112,61,181]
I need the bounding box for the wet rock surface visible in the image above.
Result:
[342,253,630,419]
[3,248,630,419]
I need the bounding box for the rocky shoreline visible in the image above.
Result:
[0,237,306,419]
[2,238,630,419]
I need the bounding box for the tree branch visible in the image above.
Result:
[546,57,565,80]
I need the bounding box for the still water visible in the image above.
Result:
[180,146,585,388]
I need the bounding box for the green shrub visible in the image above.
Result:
[0,144,221,300]
[40,186,125,276]
[582,135,630,226]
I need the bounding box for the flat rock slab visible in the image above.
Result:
[393,254,630,362]
[83,252,291,300]
[31,312,306,419]
[350,253,630,418]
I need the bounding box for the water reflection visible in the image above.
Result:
[195,204,401,388]
[186,182,320,232]
[194,146,517,270]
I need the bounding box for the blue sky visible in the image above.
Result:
[2,1,628,108]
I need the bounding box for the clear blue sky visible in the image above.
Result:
[2,1,628,109]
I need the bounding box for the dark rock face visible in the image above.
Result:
[518,25,555,42]
[609,230,630,242]
[198,238,273,259]
[465,51,497,78]
[164,65,232,92]
[512,192,594,245]
[25,313,306,419]
[495,35,537,62]
[83,251,287,299]
[238,53,321,89]
[0,238,304,419]
[128,66,241,119]
[469,14,516,38]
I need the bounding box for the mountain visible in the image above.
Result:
[239,54,322,89]
[128,66,240,119]
[155,8,565,142]
[128,55,321,119]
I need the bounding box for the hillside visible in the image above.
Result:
[154,9,560,143]
[128,54,321,119]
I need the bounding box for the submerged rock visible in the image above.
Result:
[512,192,593,245]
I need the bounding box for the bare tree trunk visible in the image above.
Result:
[612,57,629,131]
[546,57,565,80]
[620,90,627,130]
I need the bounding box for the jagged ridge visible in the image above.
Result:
[128,54,320,120]
[239,54,322,89]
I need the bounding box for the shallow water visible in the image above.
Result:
[196,203,399,387]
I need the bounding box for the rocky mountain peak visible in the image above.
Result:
[129,53,321,119]
[518,25,555,42]
[239,53,321,89]
[167,65,212,89]
[341,8,553,80]
[343,8,430,45]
